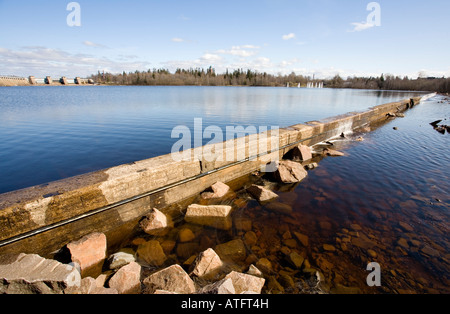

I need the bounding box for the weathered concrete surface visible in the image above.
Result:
[0,95,431,258]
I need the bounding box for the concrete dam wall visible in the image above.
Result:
[0,94,435,257]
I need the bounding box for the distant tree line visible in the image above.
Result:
[89,68,450,93]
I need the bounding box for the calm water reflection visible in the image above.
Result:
[0,86,423,193]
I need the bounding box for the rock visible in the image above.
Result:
[265,202,293,214]
[0,254,81,294]
[323,244,336,252]
[350,224,363,231]
[136,240,167,267]
[267,276,285,294]
[78,277,118,294]
[367,249,378,259]
[305,163,318,170]
[247,265,263,277]
[185,204,233,230]
[420,246,440,257]
[201,182,231,200]
[224,271,265,294]
[283,239,297,249]
[234,217,252,232]
[215,239,247,262]
[279,272,296,289]
[160,240,177,255]
[107,251,136,270]
[154,290,179,294]
[256,258,272,274]
[190,249,223,279]
[356,137,364,142]
[244,231,258,246]
[351,237,375,250]
[176,243,200,260]
[178,228,196,243]
[66,233,107,278]
[399,222,414,232]
[200,278,236,295]
[322,148,345,157]
[143,265,196,294]
[287,145,312,161]
[108,262,141,294]
[247,185,279,203]
[139,208,174,236]
[397,238,409,250]
[287,252,304,269]
[293,232,309,247]
[273,160,308,184]
[331,284,361,294]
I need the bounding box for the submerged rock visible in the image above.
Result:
[136,240,167,267]
[185,204,233,230]
[215,239,247,262]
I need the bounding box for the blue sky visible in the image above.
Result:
[0,0,449,78]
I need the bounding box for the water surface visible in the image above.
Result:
[0,86,423,193]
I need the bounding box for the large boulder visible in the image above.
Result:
[108,262,142,294]
[273,160,308,184]
[139,208,173,236]
[66,233,107,278]
[224,271,265,294]
[0,254,81,294]
[143,264,196,294]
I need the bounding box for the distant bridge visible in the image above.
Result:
[0,75,94,86]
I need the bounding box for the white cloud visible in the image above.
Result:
[172,38,186,43]
[282,33,296,40]
[83,41,108,48]
[199,53,223,63]
[349,22,375,32]
[216,45,260,58]
[0,46,151,77]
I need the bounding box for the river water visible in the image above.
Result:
[0,86,423,194]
